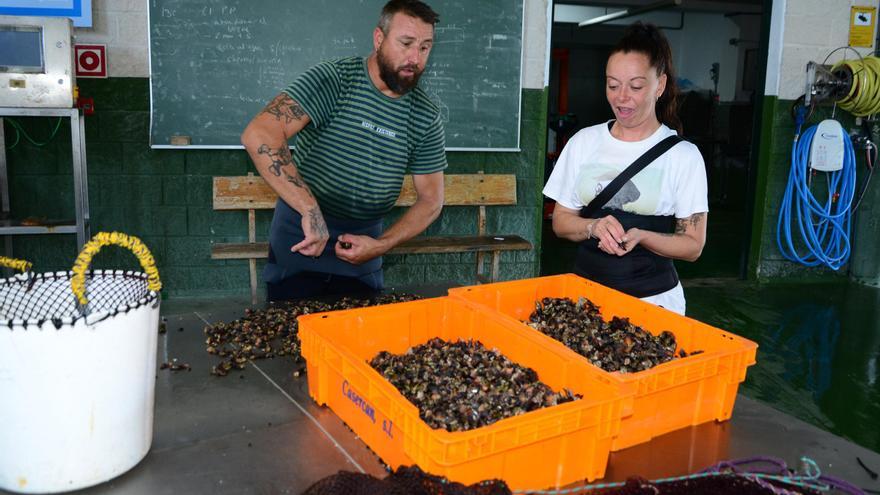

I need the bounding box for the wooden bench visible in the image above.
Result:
[212,173,532,303]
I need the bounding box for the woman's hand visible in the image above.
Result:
[620,228,647,255]
[591,215,628,256]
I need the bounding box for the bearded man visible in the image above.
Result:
[242,0,446,301]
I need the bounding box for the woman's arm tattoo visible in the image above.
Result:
[658,213,706,237]
[674,212,706,234]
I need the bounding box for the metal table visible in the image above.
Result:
[0,107,91,255]
[3,294,879,495]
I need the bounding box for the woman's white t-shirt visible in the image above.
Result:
[543,121,708,314]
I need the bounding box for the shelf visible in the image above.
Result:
[0,219,77,235]
[0,107,80,118]
[0,107,90,255]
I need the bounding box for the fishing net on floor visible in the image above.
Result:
[301,456,866,495]
[301,465,510,495]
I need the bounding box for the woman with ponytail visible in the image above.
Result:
[543,22,708,315]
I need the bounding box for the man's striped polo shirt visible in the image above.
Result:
[283,56,447,221]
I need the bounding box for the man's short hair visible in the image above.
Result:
[378,0,439,34]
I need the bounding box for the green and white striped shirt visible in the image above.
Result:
[284,56,447,220]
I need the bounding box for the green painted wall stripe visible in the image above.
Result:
[4,78,547,298]
[748,95,778,280]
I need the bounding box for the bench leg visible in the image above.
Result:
[249,258,257,306]
[491,251,501,282]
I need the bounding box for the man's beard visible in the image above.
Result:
[377,45,423,95]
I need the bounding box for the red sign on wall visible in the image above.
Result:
[75,44,108,78]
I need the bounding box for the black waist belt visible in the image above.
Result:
[575,208,679,298]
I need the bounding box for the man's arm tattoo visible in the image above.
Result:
[260,94,307,124]
[257,143,314,198]
[283,171,314,198]
[308,207,328,237]
[257,143,292,177]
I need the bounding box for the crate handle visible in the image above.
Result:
[71,232,162,305]
[0,256,32,273]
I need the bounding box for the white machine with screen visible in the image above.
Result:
[0,15,75,108]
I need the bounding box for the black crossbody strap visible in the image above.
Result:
[582,135,683,218]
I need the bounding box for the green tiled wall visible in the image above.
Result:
[749,96,876,283]
[3,78,547,298]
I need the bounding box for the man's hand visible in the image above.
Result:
[334,234,388,265]
[291,206,329,257]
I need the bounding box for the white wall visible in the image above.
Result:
[523,0,551,89]
[75,0,551,89]
[73,0,148,77]
[772,0,877,99]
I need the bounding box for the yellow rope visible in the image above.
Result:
[0,256,32,273]
[71,232,162,305]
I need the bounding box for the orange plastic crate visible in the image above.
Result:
[449,274,758,451]
[299,296,633,490]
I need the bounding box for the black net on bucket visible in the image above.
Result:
[301,465,512,495]
[0,270,155,326]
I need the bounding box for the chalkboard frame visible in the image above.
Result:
[147,1,524,152]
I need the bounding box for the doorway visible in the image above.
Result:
[540,1,765,280]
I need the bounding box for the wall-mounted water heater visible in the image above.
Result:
[0,15,75,108]
[809,120,846,172]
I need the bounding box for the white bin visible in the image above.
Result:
[0,234,162,493]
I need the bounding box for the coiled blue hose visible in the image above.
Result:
[775,122,857,270]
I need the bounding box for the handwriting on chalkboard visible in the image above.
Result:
[149,0,523,149]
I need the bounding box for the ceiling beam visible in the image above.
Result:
[558,0,762,15]
[578,0,681,27]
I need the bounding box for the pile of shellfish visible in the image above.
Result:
[370,337,579,432]
[527,297,700,373]
[205,293,420,376]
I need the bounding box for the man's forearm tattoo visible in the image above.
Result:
[258,143,314,198]
[257,143,292,177]
[283,171,314,198]
[308,207,328,238]
[261,94,306,124]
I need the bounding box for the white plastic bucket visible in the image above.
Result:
[0,235,162,493]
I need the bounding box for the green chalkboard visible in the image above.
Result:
[148,0,523,150]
